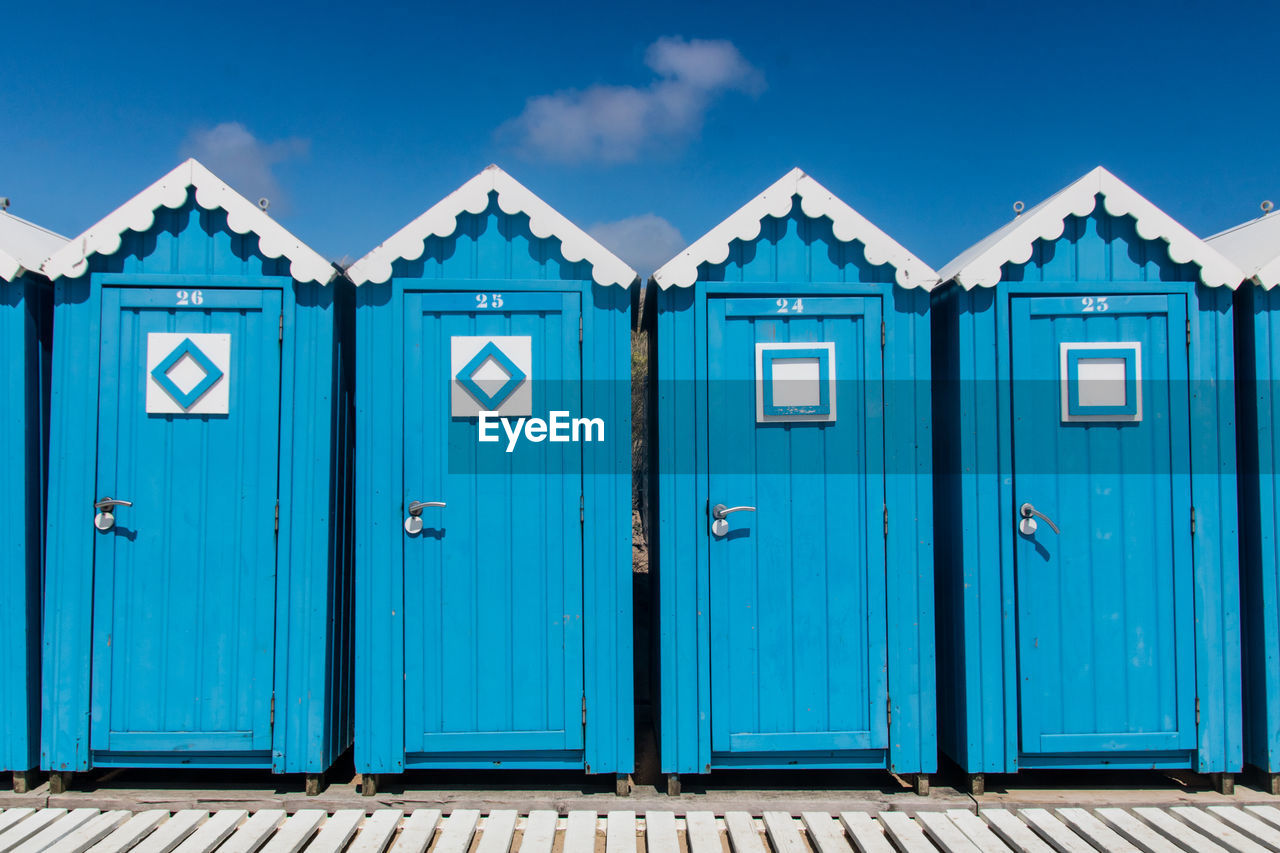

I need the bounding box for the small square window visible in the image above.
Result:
[756,342,836,423]
[1060,342,1141,422]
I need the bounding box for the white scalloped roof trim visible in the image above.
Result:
[347,165,638,288]
[1206,211,1280,289]
[651,168,939,290]
[939,166,1243,289]
[0,210,69,282]
[41,159,335,285]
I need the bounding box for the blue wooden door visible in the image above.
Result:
[706,296,887,757]
[91,288,281,756]
[403,291,584,757]
[1011,294,1196,757]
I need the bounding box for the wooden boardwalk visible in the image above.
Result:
[3,804,1280,852]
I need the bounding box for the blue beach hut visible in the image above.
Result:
[39,160,353,794]
[0,210,66,793]
[1207,208,1280,793]
[648,169,939,794]
[933,167,1244,794]
[348,166,637,794]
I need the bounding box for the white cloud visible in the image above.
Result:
[179,122,308,213]
[501,37,764,163]
[588,213,687,277]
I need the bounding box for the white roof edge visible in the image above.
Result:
[938,166,1245,290]
[0,210,69,282]
[41,159,336,285]
[1205,211,1280,289]
[651,168,940,290]
[346,165,639,288]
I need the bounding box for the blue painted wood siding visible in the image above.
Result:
[0,275,50,773]
[354,193,633,774]
[654,197,935,775]
[42,197,353,774]
[931,203,1240,774]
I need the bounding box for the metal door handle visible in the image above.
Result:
[405,500,446,535]
[94,497,133,532]
[711,503,756,537]
[1019,502,1060,536]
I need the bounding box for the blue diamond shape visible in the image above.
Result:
[457,341,526,410]
[151,338,224,410]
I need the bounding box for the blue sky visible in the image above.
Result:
[3,0,1278,275]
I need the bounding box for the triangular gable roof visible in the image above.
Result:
[346,165,638,288]
[0,210,68,282]
[42,159,336,285]
[652,168,939,290]
[1206,210,1280,289]
[939,166,1243,289]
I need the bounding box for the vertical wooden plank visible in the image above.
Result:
[563,811,597,853]
[762,813,807,853]
[644,812,679,853]
[477,811,519,853]
[259,809,325,853]
[980,809,1056,853]
[431,810,482,853]
[1054,809,1140,853]
[837,813,893,853]
[800,812,852,853]
[875,812,935,853]
[217,809,286,853]
[388,809,443,853]
[606,811,636,853]
[1016,808,1095,853]
[942,809,1017,853]
[724,813,766,853]
[1094,808,1188,853]
[83,809,168,853]
[130,811,209,853]
[306,810,365,853]
[348,810,405,853]
[519,811,559,853]
[49,810,129,853]
[169,810,247,853]
[914,811,985,853]
[684,813,721,853]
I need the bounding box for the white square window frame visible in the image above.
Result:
[755,341,837,424]
[1059,341,1143,423]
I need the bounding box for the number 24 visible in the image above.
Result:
[776,298,805,313]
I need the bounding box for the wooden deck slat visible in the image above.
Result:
[876,811,936,853]
[52,809,130,853]
[1017,808,1096,853]
[519,810,559,853]
[981,808,1057,853]
[0,807,68,852]
[724,813,766,853]
[132,810,209,853]
[1132,807,1231,853]
[800,812,853,853]
[85,809,168,853]
[388,809,443,853]
[1206,806,1280,849]
[217,808,285,853]
[943,809,1017,853]
[304,810,365,853]
[11,807,100,853]
[685,812,722,853]
[1093,808,1187,853]
[606,811,637,853]
[762,813,806,853]
[171,810,247,853]
[1242,805,1280,831]
[0,811,35,837]
[477,811,520,853]
[642,811,678,853]
[837,812,894,853]
[433,810,483,853]
[1167,807,1270,853]
[1054,809,1140,853]
[564,811,598,853]
[915,811,985,853]
[259,809,325,853]
[347,809,404,853]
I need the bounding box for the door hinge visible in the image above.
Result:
[582,695,587,727]
[1191,507,1196,535]
[274,502,279,533]
[580,494,584,525]
[279,314,284,342]
[880,321,886,350]
[887,695,892,727]
[579,316,583,345]
[270,694,275,728]
[1195,696,1201,726]
[1186,319,1191,349]
[883,505,888,537]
